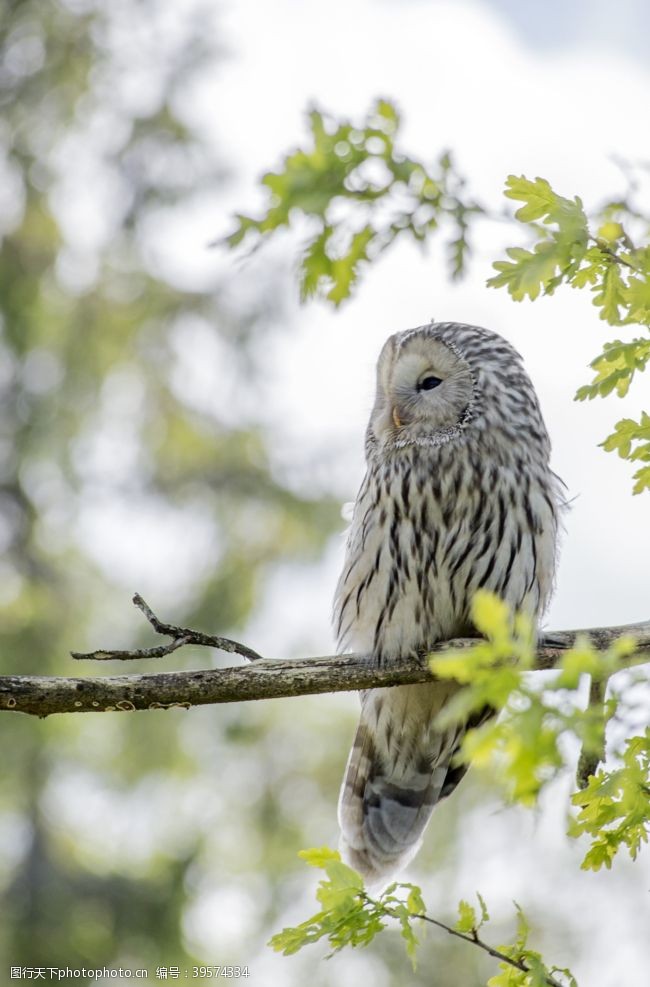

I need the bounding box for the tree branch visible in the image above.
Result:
[410,911,565,987]
[71,594,263,663]
[576,675,607,789]
[0,596,648,717]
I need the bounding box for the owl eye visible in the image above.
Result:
[418,374,443,391]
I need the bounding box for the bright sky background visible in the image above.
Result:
[178,0,650,650]
[79,2,650,981]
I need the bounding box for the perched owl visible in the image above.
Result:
[334,321,562,884]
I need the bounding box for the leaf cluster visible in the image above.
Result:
[488,175,650,493]
[270,849,576,986]
[484,904,576,987]
[269,846,424,964]
[570,730,650,870]
[575,338,650,402]
[487,177,589,303]
[487,175,650,323]
[226,100,482,304]
[598,412,650,494]
[430,592,649,867]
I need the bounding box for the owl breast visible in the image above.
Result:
[334,438,557,661]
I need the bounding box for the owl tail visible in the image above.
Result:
[337,683,464,887]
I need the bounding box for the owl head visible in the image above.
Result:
[366,321,548,456]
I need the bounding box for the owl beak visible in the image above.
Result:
[392,406,404,429]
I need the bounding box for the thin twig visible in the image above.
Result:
[412,912,565,987]
[69,637,194,663]
[590,235,639,271]
[71,593,263,663]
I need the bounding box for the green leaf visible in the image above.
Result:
[406,885,426,915]
[397,908,420,969]
[321,858,364,894]
[504,175,587,237]
[592,263,626,324]
[625,273,650,323]
[488,242,561,301]
[490,175,589,300]
[299,846,342,868]
[504,175,563,223]
[477,892,490,927]
[631,465,650,494]
[599,413,650,491]
[269,912,330,955]
[575,336,650,402]
[570,730,650,869]
[456,899,477,934]
[571,251,605,288]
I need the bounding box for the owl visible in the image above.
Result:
[334,321,563,885]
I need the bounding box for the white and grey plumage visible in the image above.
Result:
[334,321,563,884]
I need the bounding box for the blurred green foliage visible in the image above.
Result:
[0,0,344,981]
[228,103,650,494]
[226,100,481,304]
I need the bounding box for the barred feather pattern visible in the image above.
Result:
[334,322,563,885]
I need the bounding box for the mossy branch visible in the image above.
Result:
[0,595,648,718]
